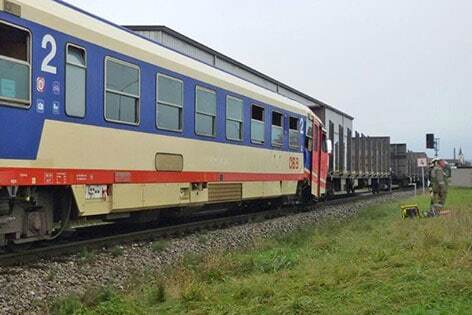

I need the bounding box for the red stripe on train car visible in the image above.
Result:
[0,168,307,186]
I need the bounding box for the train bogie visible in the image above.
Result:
[0,186,70,247]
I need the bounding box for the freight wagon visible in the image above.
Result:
[391,145,429,187]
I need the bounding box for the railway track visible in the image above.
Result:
[0,190,404,266]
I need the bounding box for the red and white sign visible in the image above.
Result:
[417,158,428,167]
[36,77,46,93]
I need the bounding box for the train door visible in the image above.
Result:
[319,130,330,196]
[304,117,313,184]
[311,122,321,197]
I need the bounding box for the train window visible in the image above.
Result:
[105,57,140,125]
[226,96,243,141]
[305,122,313,151]
[0,22,30,106]
[289,117,300,149]
[271,111,283,147]
[65,45,86,118]
[322,133,328,152]
[157,74,183,131]
[251,105,265,144]
[195,86,216,137]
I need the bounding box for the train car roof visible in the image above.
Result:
[4,0,322,120]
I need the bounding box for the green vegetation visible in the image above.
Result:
[50,287,142,315]
[151,239,170,253]
[51,188,472,314]
[110,246,124,258]
[46,270,57,282]
[78,247,96,264]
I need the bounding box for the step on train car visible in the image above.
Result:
[0,0,330,246]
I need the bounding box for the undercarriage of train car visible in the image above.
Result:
[326,175,392,196]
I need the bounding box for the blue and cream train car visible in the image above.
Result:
[0,0,329,246]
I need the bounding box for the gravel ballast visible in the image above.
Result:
[0,191,414,313]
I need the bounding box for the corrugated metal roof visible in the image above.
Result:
[125,25,354,120]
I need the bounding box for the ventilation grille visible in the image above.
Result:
[208,183,242,203]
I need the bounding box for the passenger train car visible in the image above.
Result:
[0,0,329,246]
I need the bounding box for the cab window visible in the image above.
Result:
[305,122,313,151]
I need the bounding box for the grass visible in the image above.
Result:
[50,187,472,314]
[110,246,124,258]
[46,270,57,282]
[151,239,170,253]
[78,247,96,265]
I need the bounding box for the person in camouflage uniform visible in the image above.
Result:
[429,158,447,215]
[440,159,451,204]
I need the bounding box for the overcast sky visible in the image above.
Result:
[65,0,471,159]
